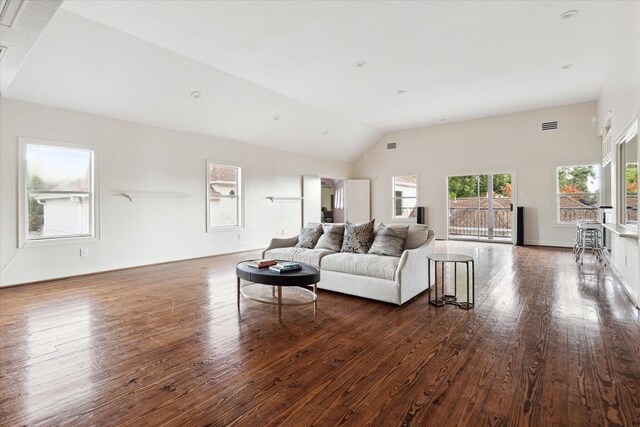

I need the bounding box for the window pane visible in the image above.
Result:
[209,197,238,227]
[558,194,598,222]
[394,198,417,218]
[209,164,238,196]
[29,193,91,238]
[26,145,91,191]
[25,143,94,241]
[393,175,417,198]
[556,164,600,223]
[556,165,599,195]
[393,175,418,218]
[208,163,240,228]
[626,162,638,224]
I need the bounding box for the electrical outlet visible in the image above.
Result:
[237,233,241,240]
[281,229,285,235]
[80,248,88,257]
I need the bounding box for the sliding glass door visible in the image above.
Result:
[448,173,513,242]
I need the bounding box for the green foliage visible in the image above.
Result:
[557,166,596,193]
[27,175,48,233]
[27,175,46,191]
[626,163,638,185]
[28,196,44,233]
[627,163,638,195]
[448,174,512,198]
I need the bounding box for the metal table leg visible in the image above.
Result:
[237,277,240,308]
[277,286,282,322]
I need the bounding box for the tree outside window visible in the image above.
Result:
[556,164,600,223]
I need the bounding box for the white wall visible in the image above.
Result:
[597,1,640,141]
[596,0,640,308]
[353,101,601,246]
[0,99,352,286]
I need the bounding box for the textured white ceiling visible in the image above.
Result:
[3,1,629,161]
[0,0,61,93]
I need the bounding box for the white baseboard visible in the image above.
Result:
[524,240,572,248]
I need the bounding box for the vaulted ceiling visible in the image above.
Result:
[1,1,629,161]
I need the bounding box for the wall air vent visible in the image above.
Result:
[542,121,558,131]
[387,142,397,150]
[0,0,24,28]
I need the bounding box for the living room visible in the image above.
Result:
[1,1,639,425]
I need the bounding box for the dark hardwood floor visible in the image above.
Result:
[1,241,639,426]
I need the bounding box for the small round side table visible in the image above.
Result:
[427,253,475,310]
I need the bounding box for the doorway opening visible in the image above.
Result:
[447,173,514,242]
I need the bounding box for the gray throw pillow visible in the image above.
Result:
[315,223,345,251]
[341,219,375,254]
[368,223,409,257]
[295,224,323,249]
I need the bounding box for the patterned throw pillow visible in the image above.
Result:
[341,219,375,254]
[295,224,323,249]
[315,223,345,251]
[368,223,409,257]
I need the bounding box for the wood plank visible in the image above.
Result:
[0,243,639,426]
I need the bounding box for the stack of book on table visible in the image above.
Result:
[247,259,277,268]
[269,262,302,273]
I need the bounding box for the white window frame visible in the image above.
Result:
[206,160,243,231]
[18,137,100,248]
[616,114,639,230]
[392,174,419,221]
[555,163,601,225]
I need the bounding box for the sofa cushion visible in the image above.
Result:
[340,219,375,254]
[368,223,409,257]
[321,252,400,281]
[295,224,323,249]
[315,223,345,251]
[264,247,336,267]
[404,224,430,249]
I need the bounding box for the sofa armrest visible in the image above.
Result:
[261,235,299,258]
[396,230,436,303]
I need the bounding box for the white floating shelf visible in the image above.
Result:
[122,192,192,202]
[266,196,303,203]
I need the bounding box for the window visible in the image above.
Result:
[20,138,97,245]
[392,175,418,219]
[207,161,242,229]
[556,164,600,223]
[619,132,638,227]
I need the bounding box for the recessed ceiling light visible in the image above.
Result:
[273,115,280,121]
[397,90,406,95]
[356,61,366,68]
[561,63,574,70]
[560,10,578,19]
[190,91,201,99]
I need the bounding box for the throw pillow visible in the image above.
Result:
[315,223,345,251]
[295,224,323,249]
[368,223,409,257]
[341,219,375,254]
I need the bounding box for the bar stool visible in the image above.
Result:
[574,220,606,265]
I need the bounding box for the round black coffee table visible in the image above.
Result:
[236,260,321,322]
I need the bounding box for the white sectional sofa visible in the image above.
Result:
[262,223,435,305]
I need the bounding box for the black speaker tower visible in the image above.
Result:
[417,207,425,225]
[516,207,524,246]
